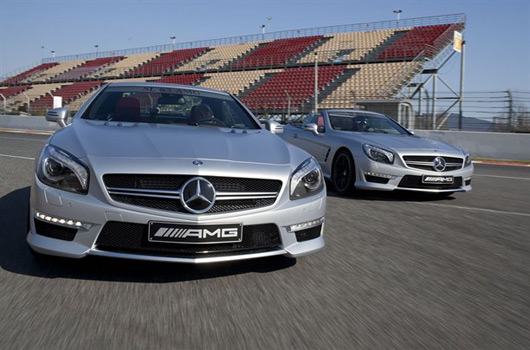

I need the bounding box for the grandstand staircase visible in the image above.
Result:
[121,53,163,77]
[194,58,221,72]
[237,72,279,98]
[229,42,270,68]
[368,30,409,61]
[92,58,126,78]
[291,37,332,64]
[44,63,85,83]
[217,45,265,71]
[301,68,358,110]
[8,84,64,110]
[66,86,102,111]
[172,49,212,72]
[382,61,424,98]
[329,48,355,63]
[194,75,211,85]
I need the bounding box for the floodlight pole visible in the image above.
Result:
[260,25,266,40]
[284,90,291,123]
[0,93,6,112]
[314,52,318,114]
[23,91,30,113]
[393,10,402,21]
[432,72,437,130]
[458,40,466,130]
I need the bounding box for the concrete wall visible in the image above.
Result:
[0,115,528,161]
[0,115,59,132]
[415,130,530,161]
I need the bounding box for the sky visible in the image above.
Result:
[0,0,529,93]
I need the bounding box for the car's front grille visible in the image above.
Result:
[398,175,463,190]
[103,174,282,214]
[403,155,463,172]
[95,221,282,258]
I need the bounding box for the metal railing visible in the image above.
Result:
[34,13,465,65]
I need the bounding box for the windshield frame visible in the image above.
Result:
[80,83,262,130]
[327,111,412,135]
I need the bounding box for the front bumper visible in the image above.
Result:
[28,176,326,263]
[353,156,474,193]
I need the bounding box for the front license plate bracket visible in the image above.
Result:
[421,175,454,184]
[148,222,243,244]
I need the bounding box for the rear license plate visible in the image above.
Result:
[148,222,243,244]
[422,175,454,184]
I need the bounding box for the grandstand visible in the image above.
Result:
[0,14,465,119]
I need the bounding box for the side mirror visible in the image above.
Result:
[266,120,284,134]
[46,107,70,128]
[303,123,319,135]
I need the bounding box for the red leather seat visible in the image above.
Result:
[114,97,141,122]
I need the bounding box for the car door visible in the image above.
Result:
[291,114,331,167]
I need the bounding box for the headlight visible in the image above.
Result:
[290,158,323,200]
[362,144,394,164]
[37,144,89,194]
[464,153,471,166]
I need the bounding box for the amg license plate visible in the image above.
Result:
[148,222,243,244]
[422,175,454,184]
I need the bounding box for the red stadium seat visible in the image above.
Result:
[377,24,452,59]
[233,36,323,68]
[2,63,58,85]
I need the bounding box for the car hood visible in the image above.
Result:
[49,120,302,181]
[343,132,462,154]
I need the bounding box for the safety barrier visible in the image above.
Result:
[414,130,530,161]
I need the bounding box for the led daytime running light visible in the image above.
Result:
[33,210,92,230]
[289,217,325,232]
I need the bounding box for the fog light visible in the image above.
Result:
[289,217,324,232]
[364,171,396,179]
[34,210,92,230]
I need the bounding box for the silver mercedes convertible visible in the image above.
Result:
[28,82,325,263]
[280,109,473,196]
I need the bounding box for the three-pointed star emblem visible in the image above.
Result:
[180,177,216,214]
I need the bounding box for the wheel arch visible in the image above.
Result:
[331,146,355,171]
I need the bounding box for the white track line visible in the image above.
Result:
[408,202,530,217]
[473,174,530,181]
[0,154,35,161]
[474,161,530,167]
[0,136,46,142]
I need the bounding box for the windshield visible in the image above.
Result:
[328,113,409,135]
[82,85,260,129]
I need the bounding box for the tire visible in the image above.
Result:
[332,150,356,195]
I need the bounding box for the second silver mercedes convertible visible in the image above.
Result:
[28,82,325,263]
[280,109,473,196]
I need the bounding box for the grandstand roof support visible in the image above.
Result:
[432,72,437,129]
[458,40,466,130]
[314,52,318,114]
[405,40,466,130]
